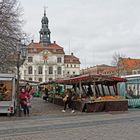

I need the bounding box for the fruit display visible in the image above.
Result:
[96,96,125,101]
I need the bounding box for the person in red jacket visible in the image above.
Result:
[19,88,30,116]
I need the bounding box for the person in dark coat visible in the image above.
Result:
[62,89,75,113]
[43,88,49,101]
[19,88,30,116]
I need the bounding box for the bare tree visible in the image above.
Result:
[111,52,126,66]
[0,0,25,73]
[111,52,126,76]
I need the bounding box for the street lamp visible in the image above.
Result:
[16,39,27,117]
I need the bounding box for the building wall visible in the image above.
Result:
[80,65,111,75]
[20,50,65,82]
[64,63,80,77]
[20,50,80,82]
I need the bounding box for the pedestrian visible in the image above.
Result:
[62,89,75,113]
[69,92,76,113]
[19,87,30,116]
[43,88,49,101]
[27,86,34,100]
[62,89,69,112]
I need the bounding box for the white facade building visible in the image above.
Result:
[20,10,80,82]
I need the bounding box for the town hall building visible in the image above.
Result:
[20,10,80,82]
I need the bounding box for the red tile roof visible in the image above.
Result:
[119,58,140,71]
[27,42,65,54]
[64,54,80,64]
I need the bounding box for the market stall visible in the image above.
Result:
[43,74,128,112]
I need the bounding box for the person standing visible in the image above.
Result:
[69,92,76,113]
[43,88,49,101]
[19,88,30,116]
[62,89,75,113]
[62,89,69,112]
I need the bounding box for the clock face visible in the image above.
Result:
[43,51,49,60]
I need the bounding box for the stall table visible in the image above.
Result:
[81,99,128,112]
[48,97,128,112]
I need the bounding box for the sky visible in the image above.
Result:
[20,0,140,68]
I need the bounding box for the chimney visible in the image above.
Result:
[54,41,56,44]
[31,40,34,43]
[71,52,73,56]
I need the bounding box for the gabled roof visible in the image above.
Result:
[64,53,80,64]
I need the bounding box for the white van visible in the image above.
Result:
[0,74,16,115]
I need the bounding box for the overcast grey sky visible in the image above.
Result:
[20,0,140,68]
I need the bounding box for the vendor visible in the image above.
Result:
[0,83,6,93]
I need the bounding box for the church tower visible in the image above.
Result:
[39,9,51,44]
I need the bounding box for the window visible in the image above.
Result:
[74,65,76,68]
[67,64,68,67]
[24,70,26,75]
[73,71,75,75]
[49,78,52,81]
[34,70,36,75]
[49,67,53,74]
[29,78,32,81]
[67,71,69,74]
[71,64,73,67]
[38,66,43,74]
[28,66,32,74]
[57,57,62,63]
[57,67,62,74]
[38,78,42,82]
[28,57,33,62]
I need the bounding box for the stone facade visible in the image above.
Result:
[20,10,80,82]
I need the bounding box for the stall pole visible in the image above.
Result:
[101,84,105,96]
[16,51,21,117]
[107,85,111,96]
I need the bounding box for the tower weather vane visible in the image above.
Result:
[44,5,48,14]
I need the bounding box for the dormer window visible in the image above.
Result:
[28,57,33,62]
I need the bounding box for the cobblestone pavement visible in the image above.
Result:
[0,97,82,121]
[0,98,140,140]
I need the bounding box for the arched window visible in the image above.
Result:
[57,67,62,74]
[28,66,32,74]
[38,66,43,74]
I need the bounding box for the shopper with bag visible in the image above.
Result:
[62,89,70,112]
[19,88,30,116]
[62,89,75,113]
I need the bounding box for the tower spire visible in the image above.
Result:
[39,7,51,44]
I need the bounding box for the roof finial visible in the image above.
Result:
[44,5,48,16]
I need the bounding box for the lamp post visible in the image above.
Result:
[16,39,27,117]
